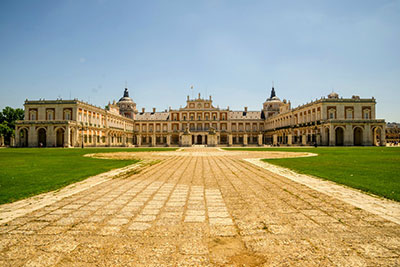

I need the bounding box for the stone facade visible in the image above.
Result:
[15,88,386,147]
[386,123,400,145]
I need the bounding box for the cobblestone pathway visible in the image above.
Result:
[1,148,399,266]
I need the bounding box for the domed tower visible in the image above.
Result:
[117,88,137,119]
[263,86,284,118]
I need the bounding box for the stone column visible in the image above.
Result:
[321,128,327,146]
[29,126,37,147]
[363,125,371,146]
[65,126,70,147]
[258,134,263,146]
[329,125,335,146]
[94,132,98,147]
[316,134,321,145]
[48,127,56,147]
[107,135,111,147]
[302,134,307,145]
[273,134,278,145]
[344,125,353,146]
[287,134,293,145]
[137,134,141,146]
[122,135,126,147]
[228,134,233,146]
[243,134,248,146]
[75,129,79,147]
[166,135,171,146]
[152,134,156,146]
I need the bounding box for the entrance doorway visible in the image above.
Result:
[335,127,344,146]
[56,128,65,147]
[354,127,363,146]
[197,135,203,144]
[38,128,46,147]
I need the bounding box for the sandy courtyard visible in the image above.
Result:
[0,147,399,266]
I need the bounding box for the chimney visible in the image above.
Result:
[244,107,248,112]
[142,107,145,113]
[209,95,212,100]
[152,107,156,113]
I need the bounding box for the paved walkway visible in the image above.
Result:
[1,148,399,266]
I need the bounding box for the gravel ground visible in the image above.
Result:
[0,147,399,266]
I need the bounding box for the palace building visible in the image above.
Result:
[15,87,386,147]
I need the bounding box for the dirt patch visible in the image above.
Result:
[209,237,265,266]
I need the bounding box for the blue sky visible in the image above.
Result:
[0,0,399,121]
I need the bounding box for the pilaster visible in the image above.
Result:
[258,134,263,146]
[65,126,70,147]
[287,134,292,145]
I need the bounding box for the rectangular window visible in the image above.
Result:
[347,112,353,119]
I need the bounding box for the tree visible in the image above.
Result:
[0,106,24,145]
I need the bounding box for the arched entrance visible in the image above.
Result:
[38,128,47,147]
[372,127,382,146]
[197,135,202,144]
[335,127,344,146]
[354,127,363,146]
[56,128,65,147]
[19,128,29,147]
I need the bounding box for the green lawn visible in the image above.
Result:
[0,147,176,204]
[223,147,400,202]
